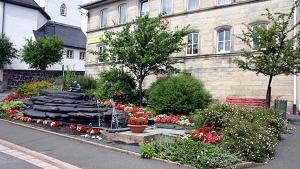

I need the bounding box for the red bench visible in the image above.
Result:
[226,97,266,107]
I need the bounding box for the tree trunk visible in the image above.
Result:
[138,79,143,106]
[266,76,273,108]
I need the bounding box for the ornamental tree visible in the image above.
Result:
[22,36,64,70]
[235,4,300,108]
[0,34,17,68]
[95,15,190,105]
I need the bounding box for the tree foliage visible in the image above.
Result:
[235,3,300,107]
[95,15,190,104]
[22,37,64,70]
[0,34,17,68]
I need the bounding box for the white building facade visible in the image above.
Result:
[0,0,86,72]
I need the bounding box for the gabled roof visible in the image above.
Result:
[33,21,87,50]
[1,0,51,19]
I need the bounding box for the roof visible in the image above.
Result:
[80,0,111,10]
[33,21,87,50]
[1,0,51,19]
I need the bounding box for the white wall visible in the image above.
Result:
[42,0,82,27]
[49,47,86,71]
[2,3,48,70]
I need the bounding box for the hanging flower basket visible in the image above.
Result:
[128,125,147,133]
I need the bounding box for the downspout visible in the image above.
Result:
[1,2,5,35]
[293,0,298,115]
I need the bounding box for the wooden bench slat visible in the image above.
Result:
[226,97,266,107]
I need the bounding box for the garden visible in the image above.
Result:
[0,4,299,169]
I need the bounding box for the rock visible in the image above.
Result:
[58,106,78,112]
[21,99,33,106]
[76,107,99,113]
[23,109,46,118]
[33,105,58,112]
[46,112,69,118]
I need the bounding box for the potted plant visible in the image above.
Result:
[128,116,148,133]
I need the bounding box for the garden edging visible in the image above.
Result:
[0,118,265,169]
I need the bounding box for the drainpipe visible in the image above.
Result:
[293,0,298,115]
[1,2,5,35]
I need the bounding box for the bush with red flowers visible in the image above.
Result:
[128,112,149,125]
[192,124,223,144]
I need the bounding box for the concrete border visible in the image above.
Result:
[0,119,263,169]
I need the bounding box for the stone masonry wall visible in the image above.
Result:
[3,69,85,89]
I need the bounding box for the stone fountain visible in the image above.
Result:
[22,89,128,131]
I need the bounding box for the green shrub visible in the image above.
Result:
[18,81,56,97]
[0,101,25,119]
[194,103,290,162]
[140,138,241,169]
[61,71,97,91]
[146,74,212,114]
[94,68,137,103]
[222,117,277,162]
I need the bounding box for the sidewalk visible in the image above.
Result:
[0,120,186,169]
[254,115,300,169]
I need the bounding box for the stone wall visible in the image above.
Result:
[3,69,85,89]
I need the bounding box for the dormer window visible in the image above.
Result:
[60,4,67,16]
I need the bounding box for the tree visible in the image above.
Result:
[0,34,17,68]
[22,37,64,70]
[235,3,300,108]
[95,15,190,105]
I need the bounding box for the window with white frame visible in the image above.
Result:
[217,0,232,6]
[60,4,67,16]
[140,0,149,16]
[217,28,231,53]
[187,32,199,55]
[100,9,108,28]
[79,52,85,60]
[66,50,74,59]
[97,45,106,63]
[252,23,268,50]
[119,4,127,24]
[187,0,199,11]
[162,0,172,15]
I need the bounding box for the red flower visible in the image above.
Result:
[69,124,77,130]
[155,117,161,123]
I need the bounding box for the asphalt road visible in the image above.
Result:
[0,152,41,169]
[0,120,187,169]
[254,115,300,169]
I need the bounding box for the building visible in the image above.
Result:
[81,0,299,111]
[0,0,87,89]
[0,0,86,72]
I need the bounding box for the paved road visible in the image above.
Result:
[0,120,186,169]
[0,152,41,169]
[254,115,300,169]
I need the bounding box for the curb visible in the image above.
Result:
[0,119,263,169]
[0,138,80,169]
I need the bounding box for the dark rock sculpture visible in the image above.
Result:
[22,89,127,128]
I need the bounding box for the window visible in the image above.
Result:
[97,45,106,63]
[100,9,108,28]
[217,0,232,5]
[80,52,85,60]
[60,4,67,16]
[187,0,199,11]
[162,0,172,15]
[66,50,74,59]
[119,4,127,24]
[140,0,149,16]
[252,23,268,50]
[217,29,231,53]
[187,33,199,55]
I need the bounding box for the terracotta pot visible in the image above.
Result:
[128,125,147,133]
